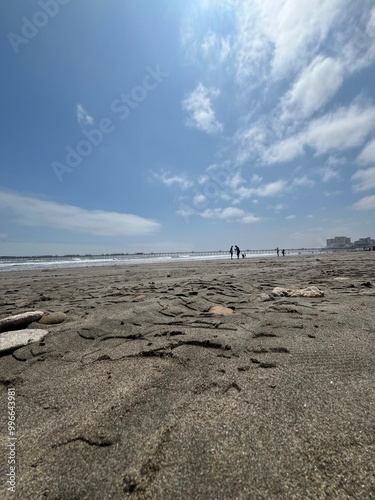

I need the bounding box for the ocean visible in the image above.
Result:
[0,249,329,272]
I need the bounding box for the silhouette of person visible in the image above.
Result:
[229,246,233,259]
[235,245,241,259]
[282,249,285,256]
[276,247,279,257]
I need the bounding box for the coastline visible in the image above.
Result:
[0,248,342,273]
[0,252,374,498]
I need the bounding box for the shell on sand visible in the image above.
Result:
[0,329,48,354]
[208,305,234,315]
[272,286,324,297]
[0,311,44,333]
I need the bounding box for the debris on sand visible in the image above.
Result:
[271,286,324,298]
[0,328,48,354]
[0,311,44,333]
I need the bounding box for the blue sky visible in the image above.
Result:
[1,0,375,256]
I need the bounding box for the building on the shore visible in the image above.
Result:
[326,236,351,248]
[326,236,375,249]
[352,237,375,249]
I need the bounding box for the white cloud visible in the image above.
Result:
[201,31,231,62]
[76,103,94,125]
[281,55,344,120]
[236,179,288,199]
[327,155,346,166]
[200,206,260,223]
[0,190,160,236]
[269,203,286,212]
[225,171,244,189]
[265,102,375,163]
[182,83,223,134]
[193,193,207,206]
[324,190,344,196]
[198,174,210,185]
[153,171,193,190]
[341,6,375,74]
[263,135,305,164]
[242,214,261,223]
[256,179,288,196]
[353,194,375,210]
[176,205,196,219]
[352,167,375,192]
[317,166,340,183]
[358,138,375,164]
[306,101,375,154]
[235,0,348,84]
[286,215,296,219]
[292,176,315,188]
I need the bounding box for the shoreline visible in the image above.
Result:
[0,252,374,498]
[0,248,360,273]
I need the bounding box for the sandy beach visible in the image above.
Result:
[0,252,374,499]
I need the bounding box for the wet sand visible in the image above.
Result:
[0,252,374,499]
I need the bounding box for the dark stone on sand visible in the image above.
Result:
[361,282,372,288]
[259,362,277,368]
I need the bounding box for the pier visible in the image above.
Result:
[134,247,354,258]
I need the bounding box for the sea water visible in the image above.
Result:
[0,249,325,272]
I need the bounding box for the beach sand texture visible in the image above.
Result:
[0,253,374,499]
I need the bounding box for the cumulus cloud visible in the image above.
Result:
[292,176,315,188]
[200,206,260,223]
[353,194,375,210]
[76,103,94,125]
[264,102,375,163]
[182,83,223,134]
[153,171,193,190]
[0,190,160,236]
[358,137,375,164]
[235,180,288,200]
[281,55,344,120]
[235,0,348,83]
[306,102,375,154]
[352,167,375,191]
[317,166,340,183]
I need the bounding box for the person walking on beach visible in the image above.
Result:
[229,246,234,259]
[282,249,285,257]
[276,247,279,257]
[235,245,241,259]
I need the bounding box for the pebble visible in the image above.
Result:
[38,312,66,325]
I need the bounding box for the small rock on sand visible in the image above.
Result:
[258,293,274,302]
[38,312,66,325]
[0,329,48,354]
[208,305,234,315]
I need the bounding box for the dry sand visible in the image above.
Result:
[0,252,374,499]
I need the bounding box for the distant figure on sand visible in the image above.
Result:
[229,246,234,259]
[282,249,285,256]
[235,245,240,259]
[276,247,279,257]
[242,253,246,258]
